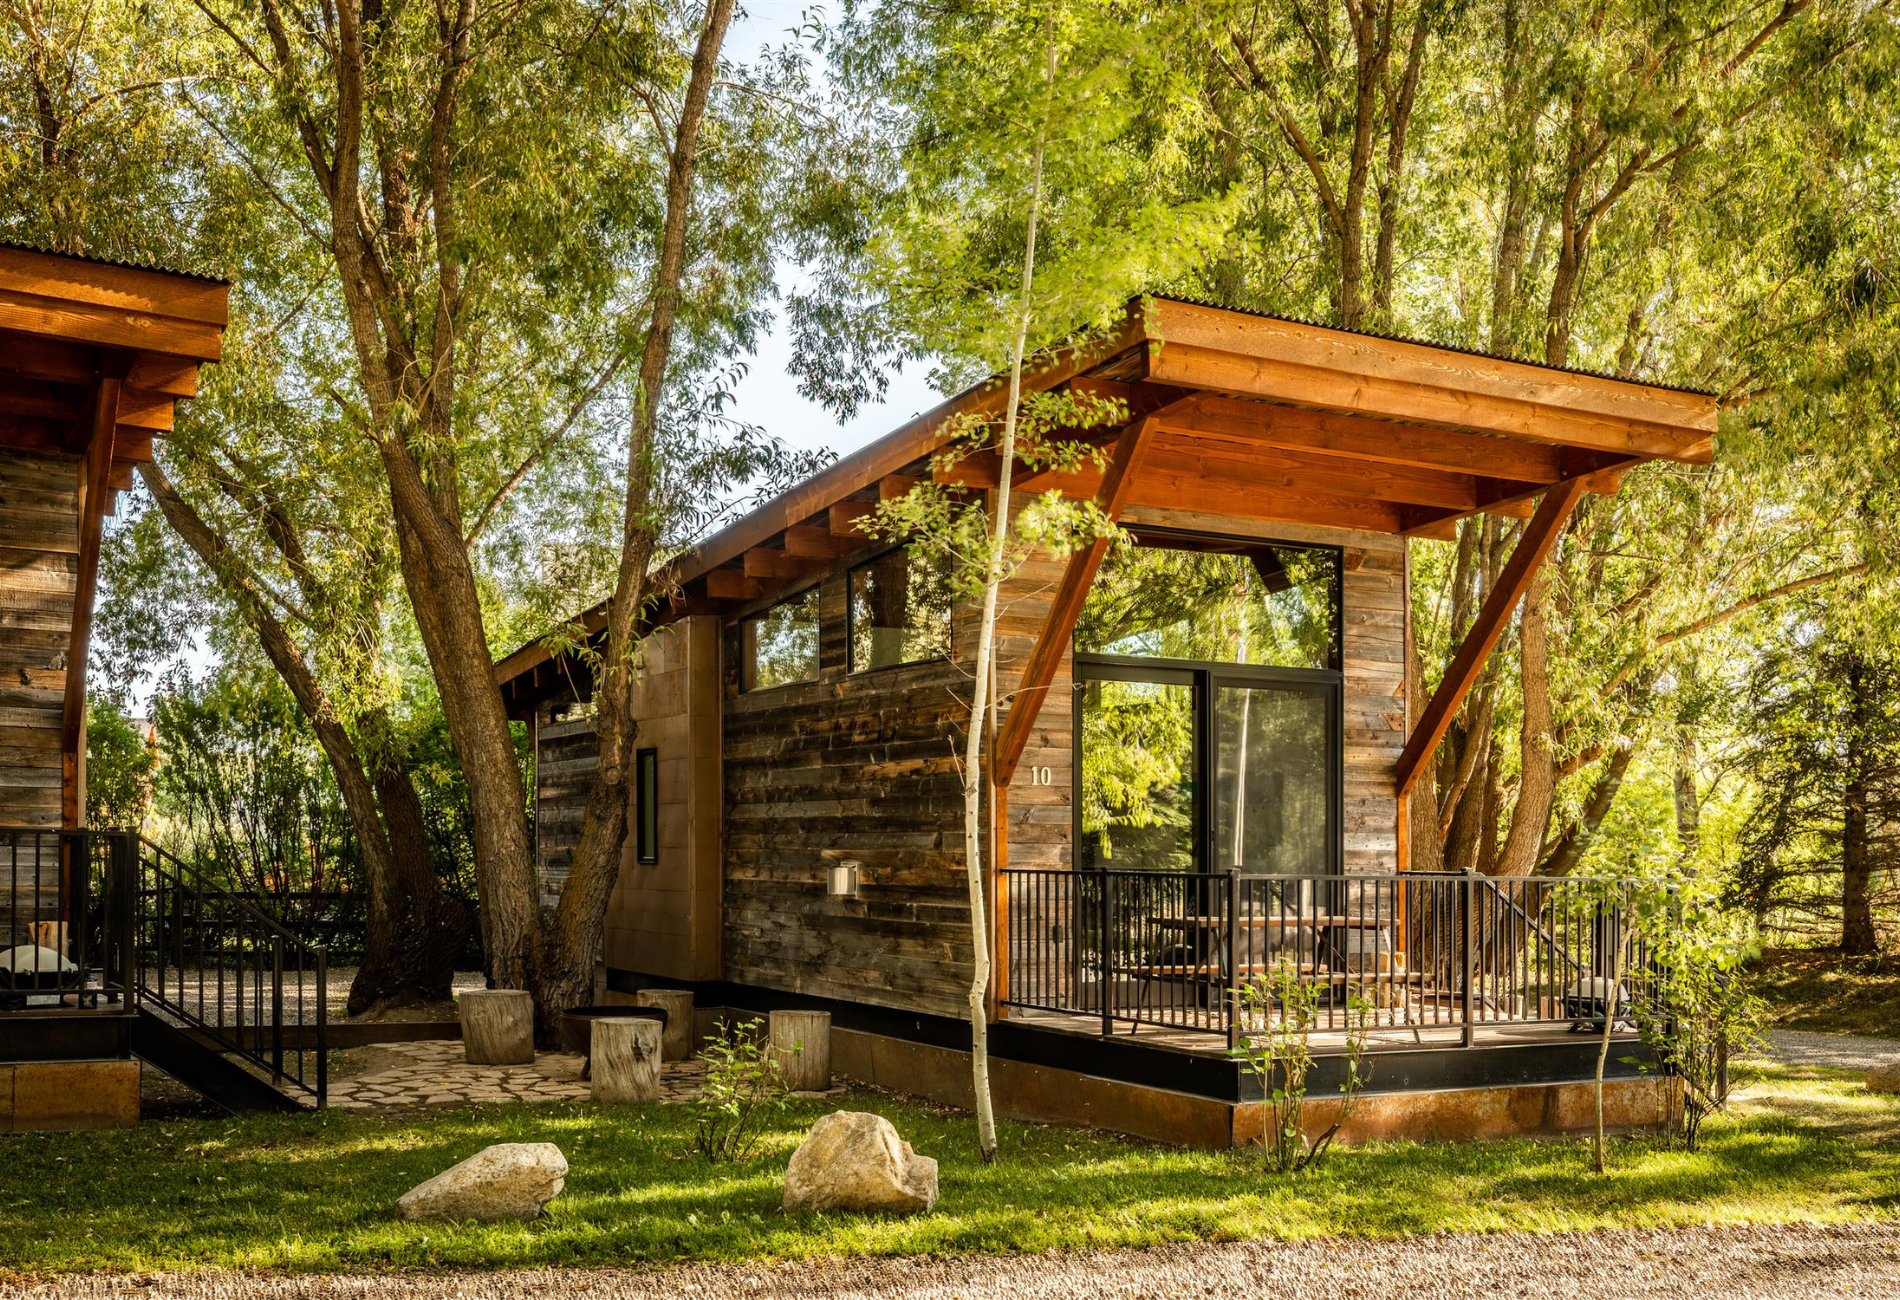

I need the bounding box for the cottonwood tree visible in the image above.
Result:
[810,0,1237,1158]
[2,0,474,1009]
[156,0,799,1025]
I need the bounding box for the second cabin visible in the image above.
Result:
[496,294,1717,1148]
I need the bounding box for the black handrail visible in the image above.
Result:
[0,828,135,1010]
[133,835,327,1106]
[1000,866,1667,1047]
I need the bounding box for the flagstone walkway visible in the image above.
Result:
[324,1039,708,1110]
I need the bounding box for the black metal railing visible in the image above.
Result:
[135,837,327,1105]
[999,867,1667,1049]
[0,828,136,1010]
[1,827,327,1106]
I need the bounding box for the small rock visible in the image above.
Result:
[783,1111,938,1214]
[397,1142,567,1222]
[1867,1064,1900,1094]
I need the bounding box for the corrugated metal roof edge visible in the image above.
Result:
[0,238,231,287]
[1139,292,1718,399]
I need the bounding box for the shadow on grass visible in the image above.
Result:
[5,1086,1900,1274]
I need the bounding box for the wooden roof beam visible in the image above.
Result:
[783,523,854,560]
[830,499,878,539]
[1146,341,1714,463]
[1142,297,1717,451]
[743,546,825,582]
[704,567,765,602]
[1158,394,1575,482]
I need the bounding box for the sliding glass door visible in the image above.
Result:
[1076,660,1339,877]
[1211,678,1335,874]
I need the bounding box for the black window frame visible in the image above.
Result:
[739,583,823,693]
[845,543,955,675]
[1074,528,1345,674]
[1069,528,1346,879]
[1071,654,1342,878]
[634,747,658,865]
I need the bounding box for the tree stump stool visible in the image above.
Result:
[768,1009,832,1092]
[635,988,696,1060]
[591,1017,663,1103]
[460,989,534,1065]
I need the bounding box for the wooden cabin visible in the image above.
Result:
[0,243,228,1131]
[497,295,1716,1147]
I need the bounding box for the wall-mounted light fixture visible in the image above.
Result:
[827,860,861,899]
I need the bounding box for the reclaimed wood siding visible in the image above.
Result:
[721,567,975,1019]
[534,714,598,908]
[0,450,78,831]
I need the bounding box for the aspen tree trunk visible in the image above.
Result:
[961,25,1054,1168]
[1594,899,1633,1174]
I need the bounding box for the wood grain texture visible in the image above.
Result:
[721,567,976,1019]
[768,1009,833,1092]
[0,450,74,829]
[459,989,534,1065]
[590,1017,663,1103]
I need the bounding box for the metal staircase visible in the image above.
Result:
[2,828,328,1113]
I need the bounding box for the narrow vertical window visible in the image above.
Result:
[635,747,658,865]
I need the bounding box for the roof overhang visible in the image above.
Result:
[496,294,1715,713]
[0,244,230,503]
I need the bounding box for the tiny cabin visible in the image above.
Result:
[498,296,1717,1147]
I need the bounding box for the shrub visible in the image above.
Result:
[688,1017,794,1162]
[1635,901,1770,1151]
[1230,962,1371,1173]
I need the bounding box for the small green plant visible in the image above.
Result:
[1634,901,1770,1151]
[687,1018,794,1162]
[1230,962,1372,1173]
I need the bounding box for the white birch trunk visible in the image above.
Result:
[1594,901,1633,1173]
[962,31,1054,1167]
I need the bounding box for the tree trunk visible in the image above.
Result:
[1841,655,1877,956]
[1493,577,1558,877]
[139,462,465,1014]
[1594,900,1632,1175]
[530,0,737,1040]
[350,750,469,1014]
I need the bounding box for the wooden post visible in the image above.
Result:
[459,989,535,1065]
[591,1018,663,1103]
[767,1009,832,1092]
[62,369,125,832]
[635,987,696,1060]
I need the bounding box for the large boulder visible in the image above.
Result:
[396,1142,567,1222]
[1867,1064,1900,1094]
[783,1111,938,1214]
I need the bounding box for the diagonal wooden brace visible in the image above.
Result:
[1394,475,1589,802]
[992,406,1178,786]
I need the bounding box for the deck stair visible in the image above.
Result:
[1,828,327,1113]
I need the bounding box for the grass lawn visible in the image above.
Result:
[1,1065,1896,1277]
[1750,947,1900,1037]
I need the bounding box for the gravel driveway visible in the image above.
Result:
[10,1222,1900,1300]
[1766,1031,1900,1070]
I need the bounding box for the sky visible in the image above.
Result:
[716,4,943,465]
